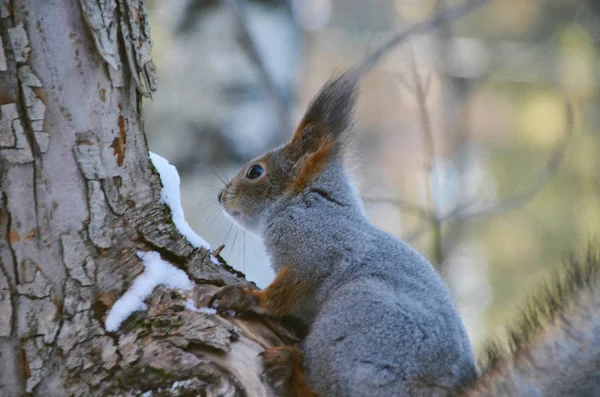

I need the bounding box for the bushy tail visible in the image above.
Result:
[456,243,600,397]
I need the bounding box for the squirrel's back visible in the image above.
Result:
[292,212,476,396]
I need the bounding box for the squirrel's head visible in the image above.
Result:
[218,73,358,233]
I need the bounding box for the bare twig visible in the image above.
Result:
[403,202,470,242]
[352,0,490,263]
[401,104,574,242]
[363,196,431,219]
[225,0,490,134]
[349,0,491,79]
[225,0,291,132]
[453,104,574,221]
[213,244,225,257]
[405,49,445,264]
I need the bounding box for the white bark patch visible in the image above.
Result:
[17,65,42,86]
[78,0,120,70]
[25,95,45,120]
[101,178,128,215]
[79,0,157,94]
[108,64,124,87]
[88,180,114,248]
[31,120,43,131]
[0,269,12,337]
[16,269,51,298]
[16,259,58,345]
[74,132,126,249]
[63,279,93,316]
[23,337,49,392]
[7,23,30,62]
[61,230,96,286]
[118,331,141,365]
[74,133,109,179]
[56,312,108,378]
[19,66,50,153]
[119,0,157,96]
[56,312,98,354]
[0,103,33,163]
[0,103,17,147]
[101,335,119,369]
[0,39,7,71]
[0,339,23,394]
[18,297,59,344]
[12,119,27,149]
[104,251,194,332]
[34,132,49,152]
[0,0,10,18]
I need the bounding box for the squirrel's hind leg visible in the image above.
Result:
[260,345,317,397]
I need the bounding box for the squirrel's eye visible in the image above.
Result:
[246,164,264,180]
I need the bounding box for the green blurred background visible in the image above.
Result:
[143,0,600,351]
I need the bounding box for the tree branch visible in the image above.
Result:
[399,104,574,242]
[349,0,491,78]
[225,0,292,132]
[452,104,574,221]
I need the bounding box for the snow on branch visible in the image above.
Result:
[105,251,194,332]
[149,152,212,250]
[106,154,222,332]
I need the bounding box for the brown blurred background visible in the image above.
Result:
[143,0,600,350]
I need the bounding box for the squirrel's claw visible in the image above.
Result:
[208,285,258,315]
[260,346,304,397]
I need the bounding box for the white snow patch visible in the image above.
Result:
[105,251,194,332]
[185,299,217,315]
[149,152,213,251]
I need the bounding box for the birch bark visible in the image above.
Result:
[0,1,284,395]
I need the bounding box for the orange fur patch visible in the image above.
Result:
[247,266,309,317]
[290,119,311,145]
[289,139,335,194]
[262,345,317,397]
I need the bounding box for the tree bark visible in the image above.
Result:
[0,1,285,395]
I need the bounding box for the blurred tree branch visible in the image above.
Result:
[449,105,573,222]
[366,104,574,258]
[224,0,491,136]
[225,0,292,132]
[352,0,490,76]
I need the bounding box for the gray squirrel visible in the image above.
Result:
[210,72,477,396]
[209,71,600,397]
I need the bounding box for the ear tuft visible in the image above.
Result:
[287,72,359,161]
[302,72,358,139]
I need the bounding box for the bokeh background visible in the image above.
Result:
[143,0,600,350]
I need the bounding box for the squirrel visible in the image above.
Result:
[209,72,477,397]
[208,70,600,396]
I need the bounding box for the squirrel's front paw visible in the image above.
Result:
[209,285,259,315]
[260,346,304,397]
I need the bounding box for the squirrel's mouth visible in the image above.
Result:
[222,207,243,224]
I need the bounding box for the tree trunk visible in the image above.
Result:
[0,1,285,395]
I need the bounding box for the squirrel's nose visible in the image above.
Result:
[217,191,223,204]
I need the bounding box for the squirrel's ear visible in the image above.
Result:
[285,73,358,163]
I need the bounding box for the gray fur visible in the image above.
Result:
[219,73,600,396]
[262,164,476,396]
[219,73,476,396]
